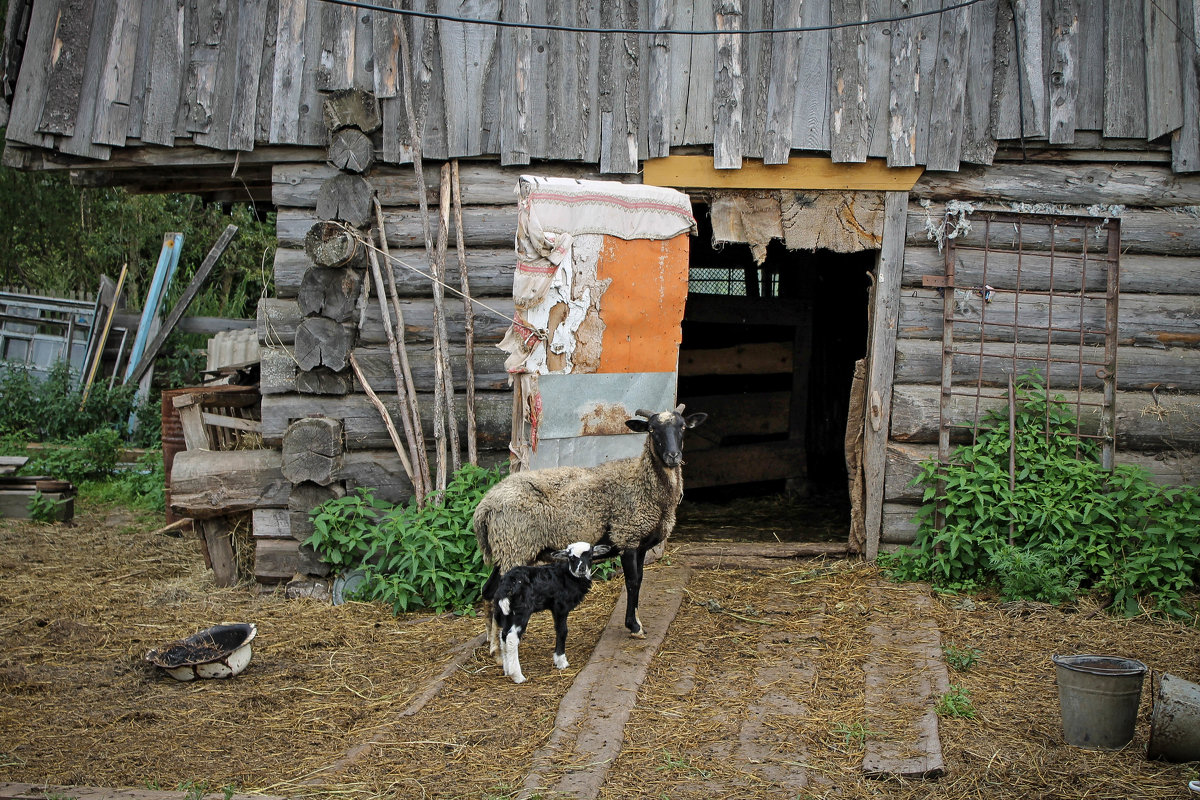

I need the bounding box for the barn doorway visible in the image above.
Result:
[676,204,874,543]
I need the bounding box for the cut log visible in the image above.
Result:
[281,417,345,486]
[304,220,363,268]
[273,245,515,299]
[278,206,517,249]
[261,391,514,450]
[169,448,290,519]
[258,297,513,347]
[322,87,381,133]
[255,537,331,581]
[288,480,348,542]
[199,518,238,587]
[260,343,509,395]
[893,337,1200,393]
[889,383,1200,449]
[316,173,374,228]
[328,127,375,173]
[296,367,352,395]
[885,441,1200,502]
[912,163,1200,207]
[298,266,361,321]
[294,316,354,372]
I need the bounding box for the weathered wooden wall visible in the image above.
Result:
[879,162,1200,548]
[4,0,1199,177]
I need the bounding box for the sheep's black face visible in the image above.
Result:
[626,407,708,468]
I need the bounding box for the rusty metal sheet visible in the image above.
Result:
[536,372,677,441]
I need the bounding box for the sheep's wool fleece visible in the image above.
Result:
[474,438,683,571]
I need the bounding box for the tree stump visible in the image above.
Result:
[281,417,344,486]
[317,173,374,228]
[304,220,362,268]
[296,367,352,395]
[298,266,361,321]
[328,127,375,173]
[289,480,348,542]
[294,317,354,372]
[323,88,381,133]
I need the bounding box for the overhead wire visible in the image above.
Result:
[318,0,990,36]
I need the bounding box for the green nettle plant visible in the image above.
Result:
[306,462,508,614]
[882,371,1200,618]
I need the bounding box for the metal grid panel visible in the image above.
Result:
[938,212,1120,468]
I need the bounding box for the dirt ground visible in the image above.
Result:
[2,499,1199,799]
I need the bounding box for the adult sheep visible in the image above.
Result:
[474,405,706,659]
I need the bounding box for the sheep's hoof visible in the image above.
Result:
[511,673,527,684]
[630,629,647,640]
[553,653,569,669]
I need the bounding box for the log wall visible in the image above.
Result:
[880,163,1200,548]
[253,154,525,582]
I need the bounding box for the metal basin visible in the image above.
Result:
[146,623,257,681]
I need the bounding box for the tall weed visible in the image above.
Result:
[882,371,1200,617]
[306,463,508,614]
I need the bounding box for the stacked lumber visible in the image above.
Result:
[0,477,75,522]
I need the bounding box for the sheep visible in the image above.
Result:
[474,404,707,660]
[486,541,611,683]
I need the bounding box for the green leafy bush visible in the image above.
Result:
[882,371,1200,618]
[0,361,142,442]
[24,428,123,485]
[82,450,167,512]
[306,463,508,614]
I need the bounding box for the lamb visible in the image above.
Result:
[474,404,707,660]
[486,541,611,683]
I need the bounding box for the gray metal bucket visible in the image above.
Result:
[1147,673,1200,762]
[1052,654,1147,750]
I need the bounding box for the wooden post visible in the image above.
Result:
[432,163,462,484]
[863,191,908,559]
[451,160,478,465]
[349,351,416,484]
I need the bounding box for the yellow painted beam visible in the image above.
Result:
[642,155,924,191]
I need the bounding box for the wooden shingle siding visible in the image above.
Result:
[1046,0,1078,145]
[1103,0,1147,138]
[829,0,870,164]
[1143,0,1183,141]
[3,0,1199,172]
[1174,0,1200,171]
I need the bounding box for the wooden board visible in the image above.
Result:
[257,297,513,347]
[273,245,515,299]
[912,163,1200,207]
[276,207,517,249]
[643,155,923,190]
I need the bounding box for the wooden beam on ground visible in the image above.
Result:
[643,155,924,190]
[127,224,239,385]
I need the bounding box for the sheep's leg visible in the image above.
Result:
[486,601,504,663]
[551,608,569,669]
[505,623,526,684]
[621,549,647,639]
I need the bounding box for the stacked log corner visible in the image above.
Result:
[254,90,519,585]
[878,163,1200,552]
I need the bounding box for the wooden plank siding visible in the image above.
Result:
[5,0,1200,173]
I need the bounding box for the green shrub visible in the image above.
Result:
[0,360,143,442]
[306,462,508,614]
[882,371,1200,618]
[82,450,166,512]
[24,428,123,485]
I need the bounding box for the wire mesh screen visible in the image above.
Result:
[936,212,1120,469]
[688,266,748,296]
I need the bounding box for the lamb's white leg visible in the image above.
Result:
[505,627,525,684]
[497,629,509,676]
[553,652,569,669]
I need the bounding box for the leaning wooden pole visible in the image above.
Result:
[350,352,416,483]
[374,199,432,499]
[434,163,462,475]
[366,237,428,506]
[451,160,478,466]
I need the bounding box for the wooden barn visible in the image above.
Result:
[1,0,1198,582]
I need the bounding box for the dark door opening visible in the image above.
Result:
[676,205,873,543]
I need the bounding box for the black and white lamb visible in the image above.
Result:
[474,405,706,660]
[486,541,610,684]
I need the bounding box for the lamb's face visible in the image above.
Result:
[565,541,594,579]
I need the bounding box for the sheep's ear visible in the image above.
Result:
[684,412,708,429]
[591,544,612,558]
[625,418,650,433]
[548,549,570,561]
